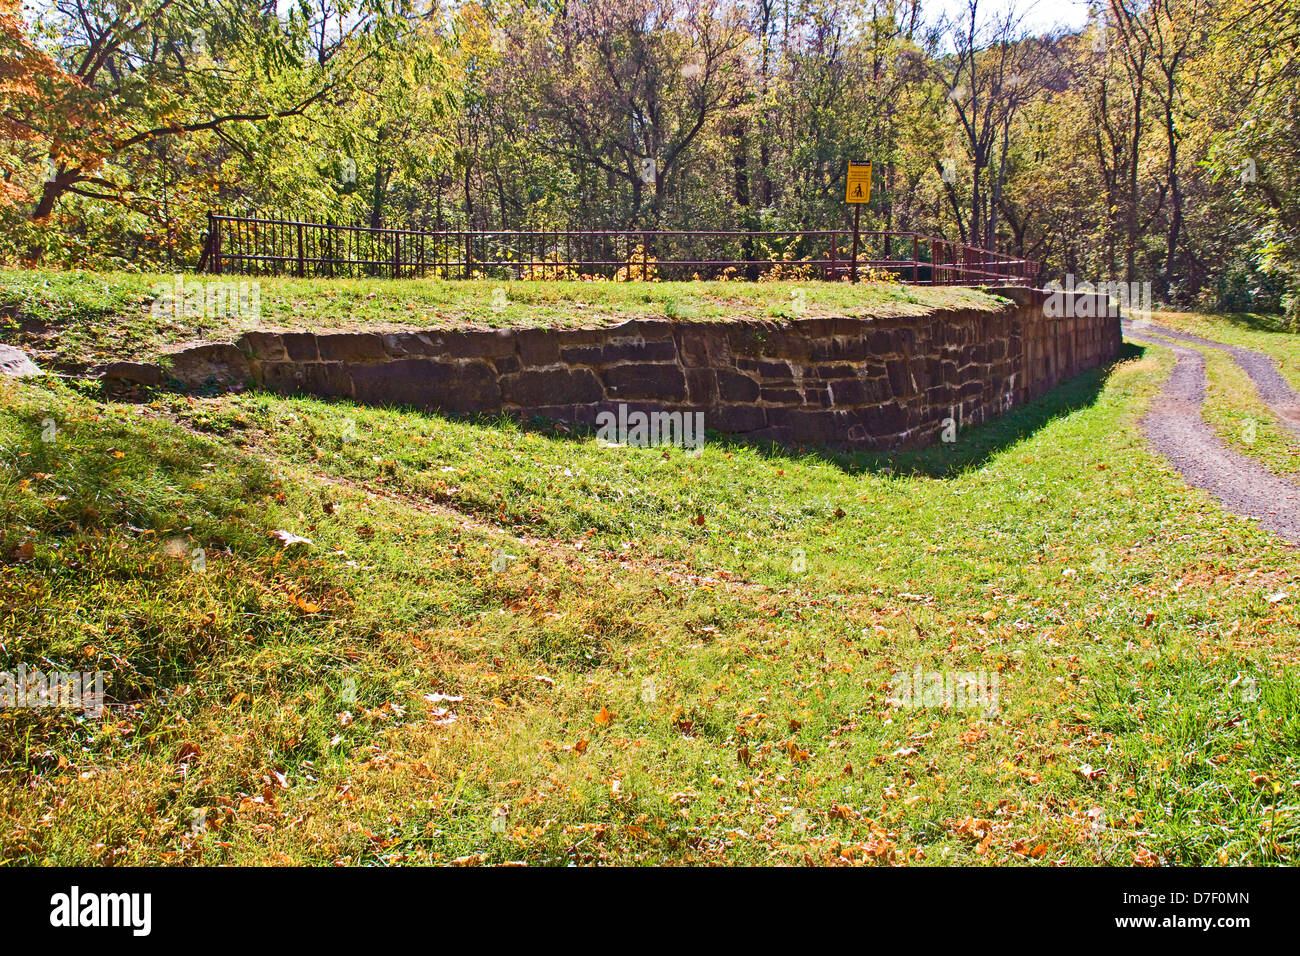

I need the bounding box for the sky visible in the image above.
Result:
[922,0,1093,34]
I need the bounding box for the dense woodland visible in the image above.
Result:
[1,0,1298,315]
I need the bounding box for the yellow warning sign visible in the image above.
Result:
[845,161,872,203]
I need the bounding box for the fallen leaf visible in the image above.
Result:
[424,692,463,704]
[289,594,320,613]
[270,530,313,549]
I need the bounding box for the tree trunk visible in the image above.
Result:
[463,161,474,230]
[1161,91,1182,298]
[370,162,390,230]
[30,174,71,222]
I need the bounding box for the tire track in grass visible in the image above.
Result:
[1124,325,1300,545]
[1127,319,1300,441]
[142,400,777,600]
[304,466,775,599]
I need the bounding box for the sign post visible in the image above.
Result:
[844,160,872,282]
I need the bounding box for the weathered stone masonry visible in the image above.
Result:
[147,287,1121,450]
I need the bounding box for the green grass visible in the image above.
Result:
[3,333,1298,865]
[0,269,1003,368]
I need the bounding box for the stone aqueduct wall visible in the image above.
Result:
[147,287,1121,450]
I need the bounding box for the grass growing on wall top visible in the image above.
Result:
[1,269,1006,366]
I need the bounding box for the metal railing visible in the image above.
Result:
[197,212,1038,286]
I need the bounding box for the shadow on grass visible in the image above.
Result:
[508,344,1144,479]
[1183,310,1296,335]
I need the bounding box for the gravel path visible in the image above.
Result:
[1127,319,1300,440]
[1124,323,1300,544]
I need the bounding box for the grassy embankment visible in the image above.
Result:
[1,274,1297,865]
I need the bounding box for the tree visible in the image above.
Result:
[925,0,1047,251]
[1109,0,1210,298]
[1199,0,1300,318]
[0,0,91,210]
[14,0,401,229]
[527,0,748,227]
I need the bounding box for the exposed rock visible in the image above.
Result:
[0,345,41,378]
[100,361,164,387]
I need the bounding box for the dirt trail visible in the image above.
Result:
[1129,319,1300,439]
[1123,322,1300,545]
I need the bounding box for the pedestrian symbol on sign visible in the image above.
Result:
[844,161,872,204]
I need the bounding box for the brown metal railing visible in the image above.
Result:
[197,212,1038,286]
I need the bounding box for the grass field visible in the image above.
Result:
[2,280,1299,866]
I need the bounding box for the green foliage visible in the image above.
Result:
[2,0,1295,309]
